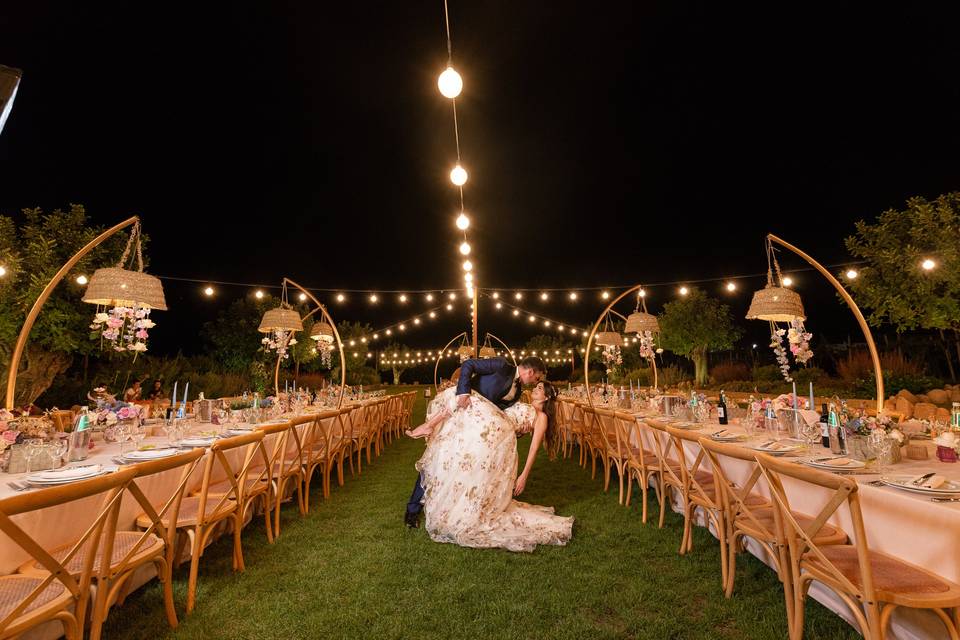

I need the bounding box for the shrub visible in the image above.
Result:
[838,350,924,383]
[614,368,653,386]
[709,362,750,384]
[854,372,943,399]
[752,365,782,382]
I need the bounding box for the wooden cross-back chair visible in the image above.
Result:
[579,404,605,481]
[643,418,687,531]
[271,415,315,534]
[698,437,845,616]
[0,468,136,640]
[566,400,588,464]
[20,449,205,639]
[595,408,628,504]
[200,421,289,544]
[136,430,264,614]
[756,452,960,640]
[612,411,660,520]
[304,409,343,505]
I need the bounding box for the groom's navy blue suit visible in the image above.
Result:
[406,357,520,517]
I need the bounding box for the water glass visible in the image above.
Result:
[24,438,44,472]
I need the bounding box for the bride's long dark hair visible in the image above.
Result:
[540,381,559,460]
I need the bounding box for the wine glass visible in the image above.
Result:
[23,438,44,472]
[868,429,891,474]
[51,436,69,468]
[130,424,146,452]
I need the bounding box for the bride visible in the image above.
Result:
[406,381,574,553]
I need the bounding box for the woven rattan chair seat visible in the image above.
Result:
[806,545,960,600]
[21,531,163,575]
[735,506,844,545]
[0,575,68,621]
[135,496,235,529]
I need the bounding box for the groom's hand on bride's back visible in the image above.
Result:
[456,394,471,409]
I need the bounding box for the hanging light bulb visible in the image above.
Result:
[601,290,610,300]
[425,293,434,301]
[726,282,737,292]
[922,259,936,271]
[464,273,473,283]
[491,291,499,299]
[459,241,471,255]
[399,294,408,303]
[540,292,549,301]
[455,213,470,230]
[845,269,858,280]
[450,164,468,186]
[76,274,88,285]
[254,290,264,299]
[204,286,215,297]
[462,260,472,271]
[336,293,345,302]
[438,66,463,98]
[369,294,379,303]
[782,277,794,287]
[679,286,689,296]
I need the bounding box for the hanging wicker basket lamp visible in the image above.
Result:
[82,222,167,310]
[259,306,303,333]
[479,346,497,358]
[746,238,806,322]
[310,320,335,343]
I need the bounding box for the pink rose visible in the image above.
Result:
[2,430,18,444]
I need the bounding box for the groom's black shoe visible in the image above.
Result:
[404,510,420,529]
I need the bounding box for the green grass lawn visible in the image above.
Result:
[103,386,856,640]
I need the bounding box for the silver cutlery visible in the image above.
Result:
[813,456,844,463]
[46,463,97,473]
[6,481,29,492]
[912,472,936,486]
[867,480,886,487]
[930,497,960,503]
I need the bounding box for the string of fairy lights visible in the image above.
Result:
[436,0,476,322]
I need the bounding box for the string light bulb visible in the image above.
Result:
[514,292,523,300]
[0,266,6,277]
[450,165,468,186]
[399,294,408,303]
[204,286,215,297]
[455,213,470,230]
[437,66,463,98]
[679,286,689,296]
[369,294,379,303]
[336,293,345,302]
[782,277,793,287]
[922,258,936,271]
[845,269,858,280]
[726,282,736,292]
[76,274,88,285]
[639,289,646,298]
[569,292,577,300]
[459,241,471,255]
[425,293,434,301]
[254,290,264,299]
[462,260,472,271]
[601,291,610,300]
[491,291,499,299]
[540,292,549,301]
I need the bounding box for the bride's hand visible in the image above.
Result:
[513,473,527,496]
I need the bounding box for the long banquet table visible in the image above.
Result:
[623,410,960,640]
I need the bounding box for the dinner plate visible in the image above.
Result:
[709,432,748,442]
[672,421,702,430]
[803,457,867,471]
[880,474,960,496]
[122,448,179,461]
[743,441,804,456]
[25,465,108,486]
[179,437,215,447]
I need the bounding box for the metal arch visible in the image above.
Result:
[483,332,517,367]
[279,278,347,410]
[433,332,468,392]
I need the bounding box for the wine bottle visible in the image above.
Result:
[717,390,728,425]
[820,403,830,448]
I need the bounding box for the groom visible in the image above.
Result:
[404,355,547,528]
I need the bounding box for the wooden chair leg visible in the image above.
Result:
[185,528,202,614]
[233,514,245,572]
[158,554,179,628]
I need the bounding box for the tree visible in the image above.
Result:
[658,288,742,386]
[378,342,413,384]
[329,321,378,385]
[523,335,577,377]
[0,205,134,406]
[845,192,960,380]
[202,295,278,374]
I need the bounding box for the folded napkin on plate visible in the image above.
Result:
[821,457,853,467]
[764,442,794,451]
[124,448,177,460]
[912,474,946,489]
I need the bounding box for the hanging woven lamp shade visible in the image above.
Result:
[310,320,335,343]
[82,267,167,310]
[595,331,622,347]
[457,345,475,360]
[745,285,805,322]
[625,311,659,334]
[479,346,496,358]
[259,307,303,333]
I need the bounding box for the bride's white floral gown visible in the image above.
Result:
[415,386,574,552]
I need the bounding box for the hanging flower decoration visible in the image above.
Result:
[601,345,622,374]
[90,305,154,354]
[261,329,295,359]
[787,318,813,364]
[316,341,334,368]
[637,330,656,359]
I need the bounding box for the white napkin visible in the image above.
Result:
[123,448,177,460]
[912,474,946,489]
[821,457,853,467]
[34,464,102,481]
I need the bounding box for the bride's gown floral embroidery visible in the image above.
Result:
[415,386,574,552]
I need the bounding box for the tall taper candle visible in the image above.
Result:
[809,382,814,411]
[171,381,177,407]
[183,382,189,407]
[792,381,798,411]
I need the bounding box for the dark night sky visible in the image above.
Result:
[1,2,959,360]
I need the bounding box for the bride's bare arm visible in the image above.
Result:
[514,412,547,496]
[405,406,451,439]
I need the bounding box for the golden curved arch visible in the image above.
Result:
[6,216,139,410]
[583,286,650,409]
[433,332,468,392]
[276,278,347,410]
[483,332,517,367]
